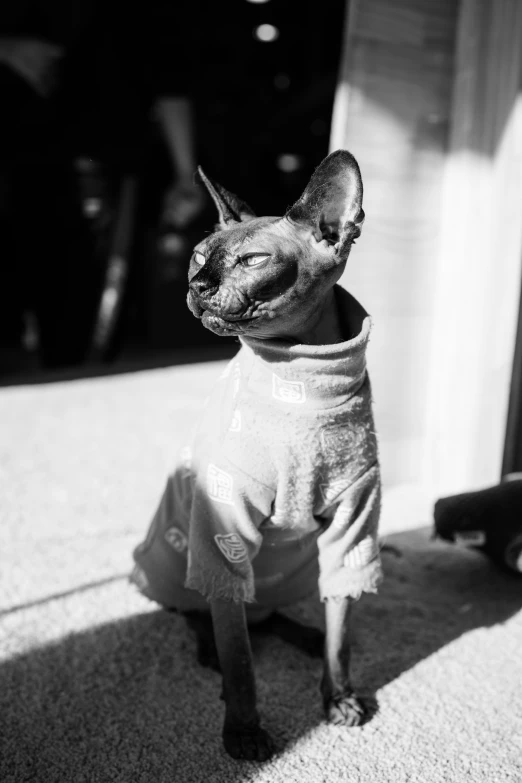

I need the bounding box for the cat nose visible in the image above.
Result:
[189,258,222,288]
[188,273,217,298]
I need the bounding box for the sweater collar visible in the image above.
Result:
[239,286,372,408]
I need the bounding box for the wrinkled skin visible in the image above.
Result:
[187,150,364,345]
[187,216,344,343]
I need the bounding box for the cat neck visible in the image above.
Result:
[285,287,345,345]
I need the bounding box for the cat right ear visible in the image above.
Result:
[285,150,364,260]
[197,167,256,228]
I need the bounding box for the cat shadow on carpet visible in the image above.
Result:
[1,524,521,776]
[348,524,522,696]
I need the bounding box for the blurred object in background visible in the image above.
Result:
[434,476,522,575]
[189,0,346,215]
[155,98,205,232]
[87,168,138,363]
[0,0,139,374]
[134,0,346,353]
[0,0,346,375]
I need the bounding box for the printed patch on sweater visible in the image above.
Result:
[332,503,354,530]
[272,373,306,404]
[214,533,248,563]
[343,536,377,569]
[207,464,234,505]
[320,424,374,459]
[320,479,348,507]
[229,409,241,432]
[320,405,378,480]
[164,526,188,554]
[321,427,362,457]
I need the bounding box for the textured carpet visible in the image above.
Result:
[1,361,521,783]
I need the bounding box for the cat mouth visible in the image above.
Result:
[186,292,257,334]
[201,311,255,335]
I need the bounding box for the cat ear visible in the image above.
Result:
[197,167,256,227]
[285,150,364,259]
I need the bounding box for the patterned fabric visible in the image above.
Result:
[133,286,382,607]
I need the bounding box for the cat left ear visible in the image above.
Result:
[197,167,256,227]
[285,150,365,260]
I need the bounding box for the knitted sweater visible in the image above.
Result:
[134,286,382,607]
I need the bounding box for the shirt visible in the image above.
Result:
[140,285,383,607]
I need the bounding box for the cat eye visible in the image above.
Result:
[193,251,206,266]
[243,254,271,267]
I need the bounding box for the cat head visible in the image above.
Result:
[187,150,364,341]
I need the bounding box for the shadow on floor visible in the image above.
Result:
[354,526,522,691]
[1,526,521,781]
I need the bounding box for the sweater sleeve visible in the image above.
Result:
[317,463,382,600]
[185,456,275,604]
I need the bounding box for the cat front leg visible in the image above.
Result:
[321,597,367,726]
[210,598,274,760]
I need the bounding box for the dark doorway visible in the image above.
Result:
[0,0,347,380]
[502,273,522,475]
[134,0,348,355]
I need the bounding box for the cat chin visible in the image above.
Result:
[201,311,255,336]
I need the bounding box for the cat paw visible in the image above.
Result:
[223,722,274,761]
[325,691,367,727]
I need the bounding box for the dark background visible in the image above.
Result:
[0,0,346,374]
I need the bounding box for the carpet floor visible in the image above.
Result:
[1,360,521,783]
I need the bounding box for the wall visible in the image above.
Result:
[331,0,522,516]
[330,0,458,492]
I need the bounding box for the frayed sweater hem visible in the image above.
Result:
[185,573,255,604]
[319,559,383,602]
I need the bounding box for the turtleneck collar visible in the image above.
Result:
[238,286,372,409]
